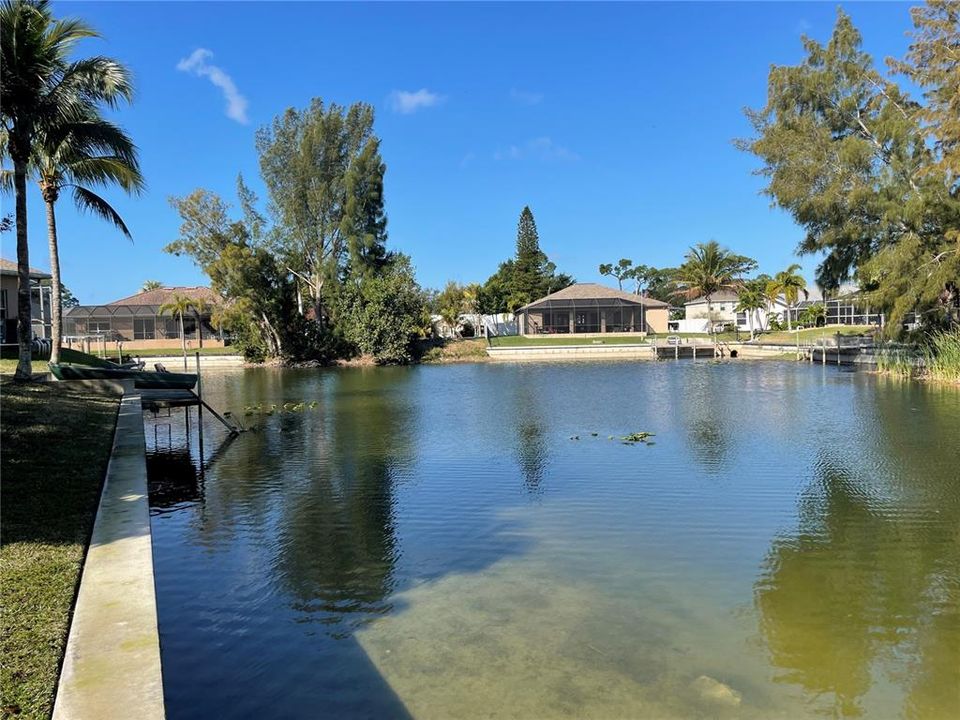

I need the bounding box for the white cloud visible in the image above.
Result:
[509,88,544,105]
[388,88,444,114]
[177,48,249,124]
[459,152,476,168]
[494,137,579,162]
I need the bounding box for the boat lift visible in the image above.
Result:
[139,353,240,436]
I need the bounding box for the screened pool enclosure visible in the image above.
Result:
[515,284,669,335]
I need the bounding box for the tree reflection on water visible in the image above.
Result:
[754,449,959,718]
[274,370,415,634]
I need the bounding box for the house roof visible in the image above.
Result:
[105,286,220,307]
[0,257,52,280]
[683,290,741,305]
[64,286,220,318]
[517,283,669,311]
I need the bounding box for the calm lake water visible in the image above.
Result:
[145,361,959,719]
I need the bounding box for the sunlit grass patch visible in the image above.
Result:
[1,381,119,719]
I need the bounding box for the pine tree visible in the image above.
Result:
[516,206,540,258]
[509,206,544,306]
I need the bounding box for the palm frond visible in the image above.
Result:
[58,56,134,108]
[0,167,13,194]
[72,185,132,239]
[66,156,144,193]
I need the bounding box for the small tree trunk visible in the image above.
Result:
[195,310,204,349]
[179,312,186,359]
[44,197,64,364]
[13,157,32,380]
[260,311,282,356]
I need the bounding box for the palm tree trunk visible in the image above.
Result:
[195,310,203,349]
[748,311,755,340]
[13,158,32,380]
[45,198,64,364]
[179,312,186,360]
[786,305,792,332]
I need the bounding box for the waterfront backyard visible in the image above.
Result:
[145,362,958,719]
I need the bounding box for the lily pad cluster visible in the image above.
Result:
[569,431,656,446]
[225,401,319,419]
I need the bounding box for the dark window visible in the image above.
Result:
[134,318,155,340]
[163,316,196,338]
[88,319,111,334]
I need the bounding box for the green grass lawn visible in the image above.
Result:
[755,325,877,345]
[1,381,119,719]
[120,345,240,357]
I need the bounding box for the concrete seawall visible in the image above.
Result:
[53,392,165,720]
[139,353,244,369]
[487,343,656,361]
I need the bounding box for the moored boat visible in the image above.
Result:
[48,363,197,390]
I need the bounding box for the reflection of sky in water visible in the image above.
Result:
[147,362,960,719]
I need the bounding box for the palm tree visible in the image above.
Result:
[159,294,194,364]
[767,264,808,331]
[1,0,134,379]
[671,241,757,333]
[736,280,768,340]
[142,280,162,292]
[189,296,210,349]
[32,113,143,363]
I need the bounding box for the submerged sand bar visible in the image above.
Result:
[53,392,165,720]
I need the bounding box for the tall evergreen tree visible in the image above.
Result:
[501,205,573,310]
[255,99,388,327]
[741,8,959,331]
[509,205,544,306]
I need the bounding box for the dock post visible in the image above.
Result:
[195,352,204,449]
[693,345,696,361]
[675,344,678,360]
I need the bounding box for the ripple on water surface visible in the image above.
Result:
[147,362,960,719]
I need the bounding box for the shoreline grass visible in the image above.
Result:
[124,346,240,357]
[419,338,490,362]
[1,381,120,719]
[874,330,960,384]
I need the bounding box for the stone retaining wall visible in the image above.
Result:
[53,392,165,720]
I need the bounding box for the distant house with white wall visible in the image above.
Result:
[678,290,791,333]
[0,257,52,344]
[432,312,518,339]
[675,283,885,333]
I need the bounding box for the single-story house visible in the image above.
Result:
[64,286,223,351]
[0,257,52,344]
[515,283,669,336]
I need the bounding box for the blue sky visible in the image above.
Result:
[3,1,915,304]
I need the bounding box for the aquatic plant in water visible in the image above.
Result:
[621,432,655,444]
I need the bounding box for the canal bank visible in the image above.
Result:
[53,391,165,720]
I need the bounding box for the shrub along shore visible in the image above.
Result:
[0,381,120,719]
